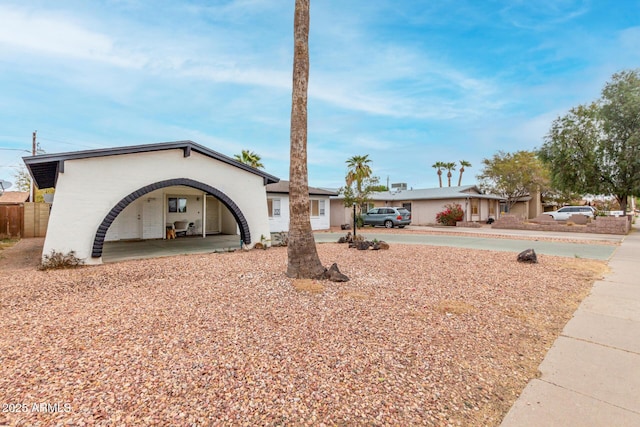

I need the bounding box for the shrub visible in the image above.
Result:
[40,250,84,270]
[435,203,464,226]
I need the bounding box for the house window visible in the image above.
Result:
[471,199,479,215]
[168,197,187,213]
[489,203,496,216]
[310,199,325,217]
[268,198,281,218]
[402,202,412,212]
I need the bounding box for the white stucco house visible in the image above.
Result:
[265,180,337,232]
[23,141,279,264]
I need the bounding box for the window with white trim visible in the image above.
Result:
[310,199,326,217]
[471,198,479,215]
[268,198,281,218]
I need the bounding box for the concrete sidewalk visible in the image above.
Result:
[500,225,640,426]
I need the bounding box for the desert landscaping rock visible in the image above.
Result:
[325,262,349,282]
[517,248,538,263]
[0,242,605,426]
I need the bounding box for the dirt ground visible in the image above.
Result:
[0,237,43,270]
[0,237,608,426]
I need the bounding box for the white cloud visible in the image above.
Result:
[0,6,148,68]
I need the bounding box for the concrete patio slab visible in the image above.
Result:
[102,234,242,263]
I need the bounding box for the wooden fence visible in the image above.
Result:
[0,205,23,238]
[0,202,50,239]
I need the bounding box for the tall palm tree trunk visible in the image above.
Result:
[287,0,326,279]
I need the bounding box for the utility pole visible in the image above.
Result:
[30,130,36,202]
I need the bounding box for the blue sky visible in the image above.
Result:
[1,0,639,190]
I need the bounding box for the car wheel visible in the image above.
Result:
[384,220,393,228]
[398,225,405,228]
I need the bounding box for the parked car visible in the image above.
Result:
[546,206,596,221]
[362,207,411,228]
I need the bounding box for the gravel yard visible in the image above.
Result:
[0,239,606,426]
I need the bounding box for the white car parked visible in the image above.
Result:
[546,206,596,220]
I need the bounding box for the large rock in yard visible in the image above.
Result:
[325,263,349,282]
[517,248,538,264]
[355,240,372,250]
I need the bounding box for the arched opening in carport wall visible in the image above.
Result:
[92,178,251,261]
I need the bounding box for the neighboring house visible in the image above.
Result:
[506,190,543,219]
[23,141,279,264]
[266,180,337,232]
[330,185,504,226]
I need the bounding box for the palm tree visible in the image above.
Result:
[432,161,445,187]
[444,162,457,187]
[345,155,372,194]
[457,160,471,186]
[234,150,264,169]
[286,0,326,279]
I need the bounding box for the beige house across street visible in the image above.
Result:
[331,185,504,227]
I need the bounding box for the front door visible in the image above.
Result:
[206,197,220,234]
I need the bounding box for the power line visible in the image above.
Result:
[0,148,31,153]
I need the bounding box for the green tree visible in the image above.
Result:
[539,69,640,213]
[13,166,31,192]
[444,162,456,187]
[432,161,445,187]
[365,183,388,192]
[541,188,583,208]
[457,160,471,186]
[477,150,549,212]
[286,0,326,279]
[234,149,264,169]
[340,174,380,216]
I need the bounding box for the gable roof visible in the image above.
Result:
[341,185,504,201]
[0,191,30,204]
[22,140,280,189]
[266,180,338,196]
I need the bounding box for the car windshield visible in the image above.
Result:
[398,209,410,215]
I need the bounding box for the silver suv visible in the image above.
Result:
[362,207,411,228]
[547,206,595,220]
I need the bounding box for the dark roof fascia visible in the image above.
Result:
[23,140,280,189]
[265,180,338,197]
[268,189,338,196]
